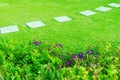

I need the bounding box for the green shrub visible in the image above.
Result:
[0,39,119,80]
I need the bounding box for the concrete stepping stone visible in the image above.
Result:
[108,3,120,8]
[95,6,112,12]
[0,25,19,34]
[79,10,96,16]
[26,21,45,28]
[54,16,72,22]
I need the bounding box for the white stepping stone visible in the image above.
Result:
[26,21,45,28]
[108,3,120,8]
[54,16,72,22]
[95,6,112,12]
[0,25,19,34]
[79,10,96,16]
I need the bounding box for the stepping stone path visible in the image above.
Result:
[0,25,19,34]
[95,6,112,12]
[108,3,120,8]
[79,10,96,16]
[0,2,120,34]
[54,16,72,22]
[26,21,45,28]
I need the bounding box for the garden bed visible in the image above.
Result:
[0,39,119,80]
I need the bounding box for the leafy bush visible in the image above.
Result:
[0,38,119,80]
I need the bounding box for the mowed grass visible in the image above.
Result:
[0,0,120,52]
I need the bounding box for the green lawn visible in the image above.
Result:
[0,1,120,79]
[0,0,120,52]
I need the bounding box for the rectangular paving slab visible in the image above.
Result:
[108,3,120,8]
[26,21,45,28]
[54,16,72,22]
[95,6,112,12]
[0,25,19,34]
[79,10,96,16]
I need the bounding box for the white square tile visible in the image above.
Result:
[79,10,96,16]
[0,25,19,34]
[108,3,120,8]
[54,16,72,22]
[26,21,45,28]
[95,6,112,12]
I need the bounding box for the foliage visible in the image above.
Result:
[0,39,119,80]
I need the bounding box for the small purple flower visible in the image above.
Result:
[34,41,39,46]
[72,54,77,61]
[66,61,70,65]
[86,50,93,54]
[73,54,77,58]
[78,53,83,59]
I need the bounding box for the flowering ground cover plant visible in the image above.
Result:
[0,39,119,80]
